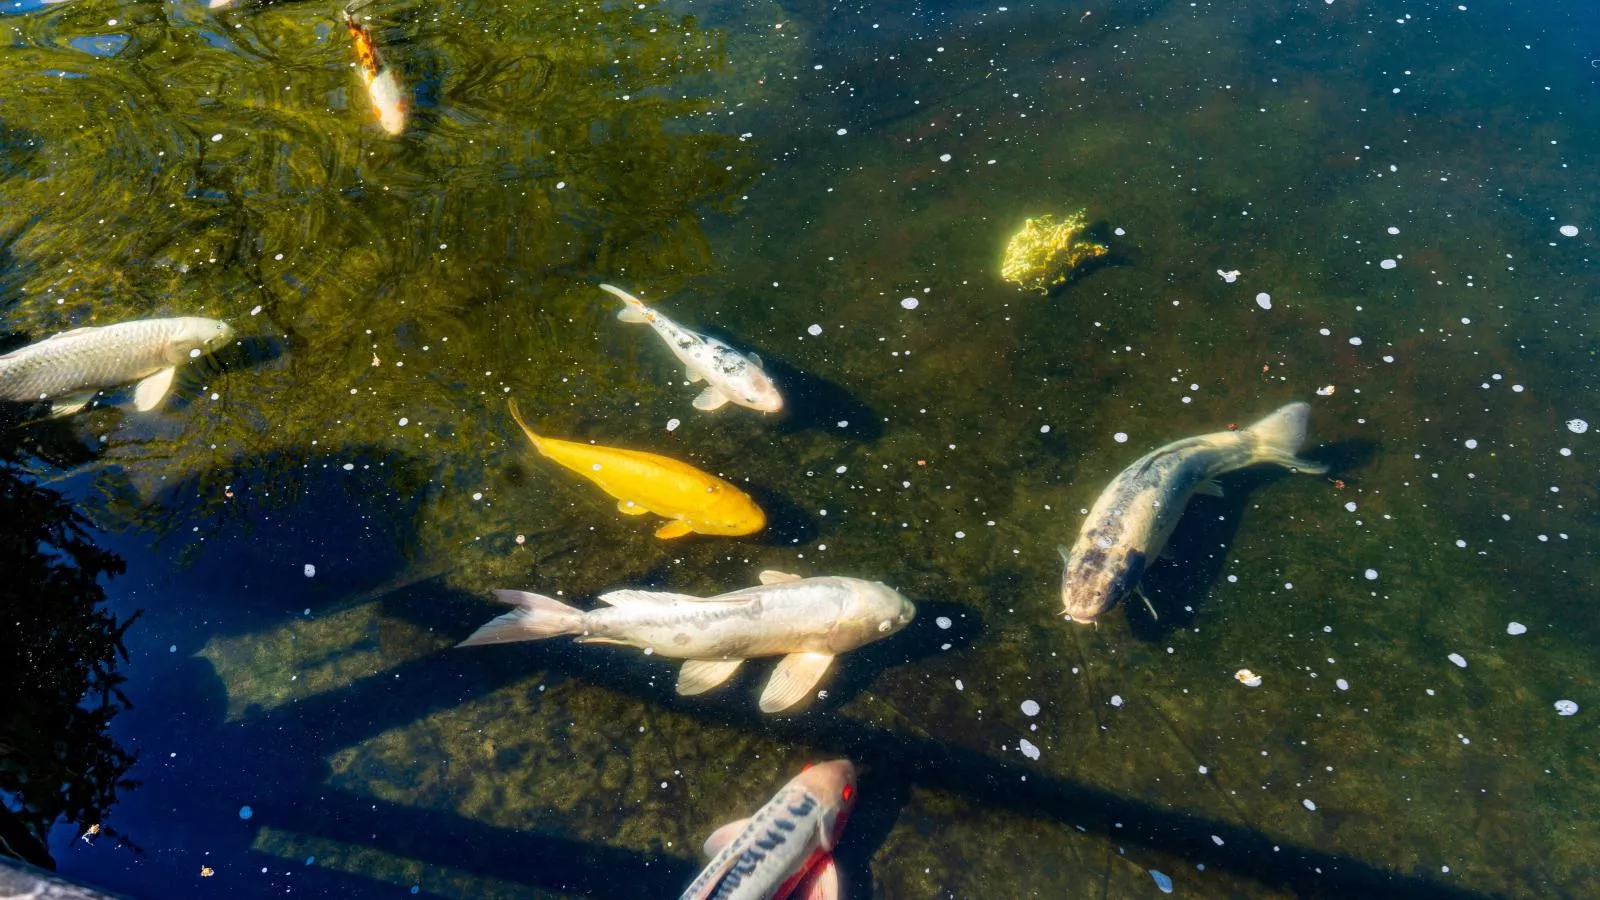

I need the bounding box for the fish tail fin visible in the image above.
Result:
[598,283,651,324]
[507,398,545,453]
[457,590,584,646]
[1243,401,1328,474]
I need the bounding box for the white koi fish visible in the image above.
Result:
[598,283,783,414]
[344,3,406,136]
[680,760,856,900]
[0,317,234,417]
[459,572,915,713]
[1059,401,1328,624]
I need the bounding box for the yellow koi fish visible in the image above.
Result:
[509,400,765,539]
[343,3,406,135]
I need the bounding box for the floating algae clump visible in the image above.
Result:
[999,210,1108,293]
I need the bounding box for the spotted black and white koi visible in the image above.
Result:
[1059,401,1328,624]
[598,283,783,414]
[679,760,856,900]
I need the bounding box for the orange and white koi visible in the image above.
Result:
[343,4,406,135]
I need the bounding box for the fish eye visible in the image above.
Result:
[841,785,854,801]
[877,620,891,633]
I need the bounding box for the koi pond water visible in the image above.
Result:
[3,0,1598,896]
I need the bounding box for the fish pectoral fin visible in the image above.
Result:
[677,658,744,696]
[685,365,705,383]
[617,499,651,516]
[49,393,95,418]
[654,520,695,539]
[1057,545,1072,564]
[791,855,843,900]
[692,386,731,412]
[758,569,804,585]
[747,352,764,369]
[616,305,649,324]
[759,652,836,713]
[597,589,703,607]
[133,367,177,411]
[1195,479,1225,498]
[700,817,751,858]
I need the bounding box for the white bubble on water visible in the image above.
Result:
[1380,259,1398,269]
[1255,292,1272,310]
[936,616,952,630]
[1018,738,1041,760]
[955,678,964,690]
[1210,835,1224,846]
[1149,870,1174,894]
[666,418,681,432]
[1114,227,1126,236]
[1021,699,1041,716]
[303,564,316,578]
[835,127,848,135]
[398,417,409,427]
[1448,652,1468,668]
[1464,438,1478,449]
[807,323,823,336]
[1559,447,1572,456]
[1110,695,1124,707]
[1113,432,1129,443]
[1344,501,1357,512]
[900,297,920,309]
[1554,700,1579,716]
[1558,225,1579,237]
[1303,799,1318,811]
[1567,418,1589,434]
[939,153,952,162]
[1387,226,1400,235]
[1506,622,1527,635]
[1336,678,1350,691]
[1348,336,1364,346]
[1364,568,1379,581]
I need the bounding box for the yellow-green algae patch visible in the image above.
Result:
[999,210,1109,294]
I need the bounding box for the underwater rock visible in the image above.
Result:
[999,210,1108,294]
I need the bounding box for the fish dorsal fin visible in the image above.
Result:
[700,817,751,859]
[692,386,731,412]
[597,589,701,607]
[133,367,177,411]
[678,658,744,696]
[758,570,803,585]
[1194,479,1225,498]
[791,855,842,900]
[747,352,764,369]
[759,652,836,713]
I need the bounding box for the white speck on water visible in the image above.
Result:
[1512,384,1524,393]
[1448,653,1468,668]
[1198,765,1209,774]
[1113,432,1129,443]
[1387,226,1400,235]
[1114,227,1126,236]
[1380,258,1398,269]
[1348,336,1363,346]
[1336,678,1350,691]
[1021,700,1041,716]
[835,465,847,474]
[1507,622,1527,635]
[939,153,952,162]
[556,181,566,189]
[342,463,354,471]
[398,417,409,427]
[666,418,681,432]
[1560,447,1572,456]
[1303,799,1318,811]
[1227,574,1238,583]
[955,678,964,690]
[1211,835,1224,846]
[1559,225,1579,237]
[1464,438,1479,449]
[806,323,822,336]
[1319,327,1331,336]
[1110,694,1124,707]
[1383,354,1395,363]
[835,127,848,135]
[1344,501,1358,512]
[1149,870,1173,894]
[643,647,654,655]
[169,644,177,653]
[1566,418,1588,434]
[1364,568,1379,581]
[1040,424,1051,433]
[250,305,262,316]
[210,133,223,142]
[936,616,952,629]
[954,531,966,539]
[303,564,316,578]
[900,297,920,309]
[239,806,253,819]
[1217,269,1240,283]
[1255,292,1272,309]
[1018,738,1041,760]
[472,492,483,501]
[1555,700,1579,716]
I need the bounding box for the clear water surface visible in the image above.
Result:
[2,0,1597,896]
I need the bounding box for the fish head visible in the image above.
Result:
[794,759,857,849]
[1058,541,1145,625]
[830,580,916,649]
[165,318,234,363]
[690,483,767,536]
[737,367,784,413]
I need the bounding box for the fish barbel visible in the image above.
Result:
[0,317,234,417]
[680,760,856,900]
[507,398,765,539]
[599,283,783,414]
[458,571,916,712]
[1059,401,1328,624]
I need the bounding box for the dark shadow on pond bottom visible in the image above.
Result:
[756,354,884,443]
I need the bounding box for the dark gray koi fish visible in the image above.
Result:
[1059,401,1327,624]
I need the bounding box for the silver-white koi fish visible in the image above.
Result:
[459,572,915,713]
[1059,401,1328,624]
[0,317,234,417]
[680,760,856,900]
[598,283,783,414]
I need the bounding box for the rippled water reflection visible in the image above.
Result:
[3,0,1598,896]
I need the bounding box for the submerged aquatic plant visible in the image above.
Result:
[999,210,1109,294]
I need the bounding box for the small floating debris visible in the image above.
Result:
[1217,269,1241,283]
[1109,694,1124,708]
[1149,870,1174,894]
[1447,653,1468,668]
[1506,622,1527,635]
[1559,225,1579,237]
[1235,668,1263,688]
[1021,699,1041,717]
[1567,418,1589,434]
[1018,738,1041,760]
[1364,568,1379,580]
[900,297,920,310]
[1315,385,1336,396]
[1302,798,1318,811]
[239,805,254,820]
[1380,258,1398,269]
[666,418,681,432]
[806,323,823,336]
[935,616,952,629]
[1255,292,1272,310]
[303,564,316,578]
[200,866,215,878]
[1554,699,1579,716]
[1336,678,1350,691]
[1113,431,1129,443]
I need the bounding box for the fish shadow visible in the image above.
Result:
[744,482,820,546]
[761,356,883,443]
[811,600,984,712]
